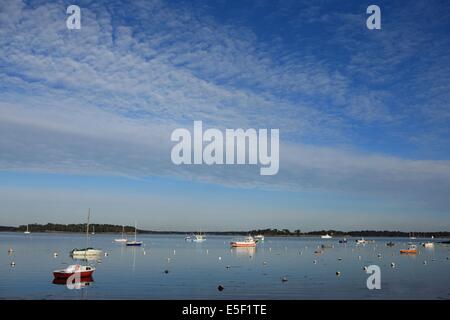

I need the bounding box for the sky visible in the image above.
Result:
[0,0,449,231]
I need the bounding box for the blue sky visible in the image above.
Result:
[0,0,449,231]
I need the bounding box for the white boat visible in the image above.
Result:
[230,236,257,247]
[24,224,31,234]
[254,234,265,241]
[321,234,332,239]
[356,238,368,244]
[114,225,128,243]
[71,248,103,257]
[422,242,434,248]
[126,221,143,246]
[71,209,102,258]
[192,233,206,243]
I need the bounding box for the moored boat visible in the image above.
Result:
[254,234,265,241]
[114,225,128,243]
[24,224,31,234]
[53,264,95,279]
[192,233,206,242]
[356,238,368,244]
[422,242,434,248]
[230,236,257,247]
[400,244,418,254]
[321,234,332,239]
[126,221,143,246]
[71,209,102,257]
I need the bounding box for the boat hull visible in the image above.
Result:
[230,242,256,248]
[53,270,94,279]
[400,249,417,254]
[126,242,143,246]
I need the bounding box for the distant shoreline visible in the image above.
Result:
[1,224,449,238]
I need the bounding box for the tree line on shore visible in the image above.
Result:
[1,224,449,238]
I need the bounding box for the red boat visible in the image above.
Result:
[53,264,95,279]
[230,236,257,248]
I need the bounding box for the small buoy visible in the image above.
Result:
[173,250,176,255]
[167,257,170,262]
[262,261,267,265]
[423,260,427,265]
[217,285,224,291]
[164,269,169,274]
[281,276,288,282]
[363,266,368,271]
[11,261,16,267]
[8,248,14,254]
[313,260,317,264]
[299,251,303,255]
[391,262,395,268]
[53,252,58,257]
[104,252,108,257]
[218,256,222,260]
[377,253,382,258]
[337,258,342,261]
[226,265,230,269]
[336,271,341,276]
[358,256,362,260]
[143,250,146,255]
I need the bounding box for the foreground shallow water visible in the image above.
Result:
[0,232,449,299]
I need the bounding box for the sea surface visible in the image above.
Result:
[0,232,449,299]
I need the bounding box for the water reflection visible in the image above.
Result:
[231,246,256,258]
[52,275,94,287]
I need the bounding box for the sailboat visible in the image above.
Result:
[91,225,95,235]
[126,221,143,246]
[24,224,31,234]
[114,225,128,243]
[71,209,102,258]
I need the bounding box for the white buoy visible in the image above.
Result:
[423,260,427,265]
[336,271,341,276]
[313,260,317,264]
[104,252,108,257]
[173,250,176,255]
[53,252,58,257]
[11,261,15,267]
[363,266,368,271]
[218,256,222,260]
[358,255,362,260]
[143,250,146,255]
[391,262,395,268]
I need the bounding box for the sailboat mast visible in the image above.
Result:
[135,221,137,241]
[86,208,90,247]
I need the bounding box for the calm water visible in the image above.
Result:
[0,232,449,299]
